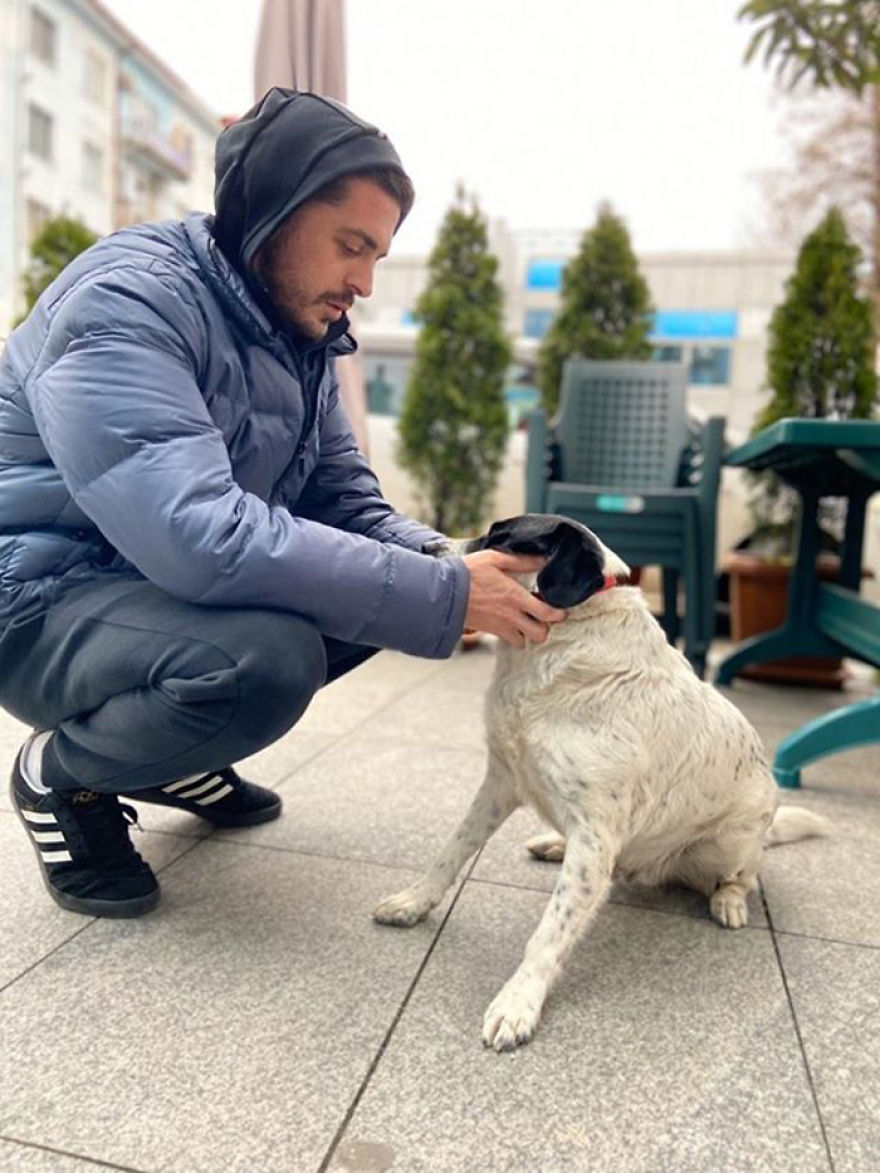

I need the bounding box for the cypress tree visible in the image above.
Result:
[758,206,877,427]
[536,203,654,415]
[750,206,878,550]
[397,188,512,534]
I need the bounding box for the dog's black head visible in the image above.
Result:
[465,514,630,608]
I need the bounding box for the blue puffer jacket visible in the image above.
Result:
[0,211,469,657]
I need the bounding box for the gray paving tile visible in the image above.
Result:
[762,790,880,946]
[0,1138,123,1171]
[236,729,334,786]
[716,671,876,730]
[471,806,769,927]
[351,645,495,747]
[0,841,445,1173]
[0,712,32,814]
[777,934,880,1173]
[336,885,828,1172]
[0,810,198,991]
[215,736,488,871]
[294,648,443,737]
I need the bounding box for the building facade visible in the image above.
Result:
[356,227,805,561]
[0,0,220,335]
[359,226,797,447]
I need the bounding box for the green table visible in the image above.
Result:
[716,419,880,787]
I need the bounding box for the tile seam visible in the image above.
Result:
[316,850,481,1173]
[760,880,837,1173]
[0,1133,148,1172]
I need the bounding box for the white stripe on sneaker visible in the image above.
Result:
[176,775,225,800]
[32,831,65,844]
[195,783,234,806]
[162,773,209,795]
[21,810,57,825]
[19,809,73,860]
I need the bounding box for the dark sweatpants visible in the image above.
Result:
[0,578,377,793]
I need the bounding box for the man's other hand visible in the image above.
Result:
[461,551,567,648]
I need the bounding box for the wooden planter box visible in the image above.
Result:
[722,552,847,688]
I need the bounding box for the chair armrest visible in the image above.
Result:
[696,417,726,506]
[525,409,550,512]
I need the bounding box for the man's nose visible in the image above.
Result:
[348,257,375,300]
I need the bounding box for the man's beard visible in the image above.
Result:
[257,269,321,341]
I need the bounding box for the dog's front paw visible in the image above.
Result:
[482,976,546,1052]
[710,885,749,929]
[373,886,434,927]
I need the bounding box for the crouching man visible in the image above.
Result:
[0,88,564,917]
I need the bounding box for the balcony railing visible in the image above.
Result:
[120,118,191,182]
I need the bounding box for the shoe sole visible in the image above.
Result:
[10,778,160,919]
[121,792,283,828]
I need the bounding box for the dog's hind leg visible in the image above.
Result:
[674,836,763,930]
[526,831,566,862]
[483,822,614,1051]
[709,877,756,929]
[373,754,519,928]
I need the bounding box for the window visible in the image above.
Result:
[523,308,555,339]
[652,343,731,385]
[653,345,684,364]
[689,346,731,386]
[26,197,51,242]
[82,141,104,193]
[83,48,107,106]
[30,6,56,66]
[27,104,53,161]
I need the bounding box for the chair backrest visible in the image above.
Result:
[556,359,689,488]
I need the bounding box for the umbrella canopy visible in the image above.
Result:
[254,0,369,454]
[254,0,347,103]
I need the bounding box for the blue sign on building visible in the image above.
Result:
[526,259,566,290]
[652,310,738,339]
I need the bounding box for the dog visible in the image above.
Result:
[373,514,830,1051]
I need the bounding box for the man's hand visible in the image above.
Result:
[462,550,567,648]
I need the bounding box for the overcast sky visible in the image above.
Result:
[100,0,793,256]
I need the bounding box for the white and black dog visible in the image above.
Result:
[374,515,829,1051]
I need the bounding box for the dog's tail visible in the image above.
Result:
[765,806,831,846]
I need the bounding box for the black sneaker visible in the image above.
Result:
[122,767,281,828]
[11,751,159,918]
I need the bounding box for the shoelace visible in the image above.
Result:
[60,792,143,864]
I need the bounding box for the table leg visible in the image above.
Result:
[839,490,869,590]
[716,484,839,684]
[714,626,837,685]
[772,695,880,788]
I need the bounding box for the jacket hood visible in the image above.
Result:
[212,87,411,277]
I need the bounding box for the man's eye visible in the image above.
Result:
[340,242,362,257]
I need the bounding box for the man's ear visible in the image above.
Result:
[535,525,605,607]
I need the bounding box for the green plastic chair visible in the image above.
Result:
[526,359,725,677]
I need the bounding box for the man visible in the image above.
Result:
[0,89,564,919]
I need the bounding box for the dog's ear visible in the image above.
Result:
[467,514,606,607]
[535,524,605,607]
